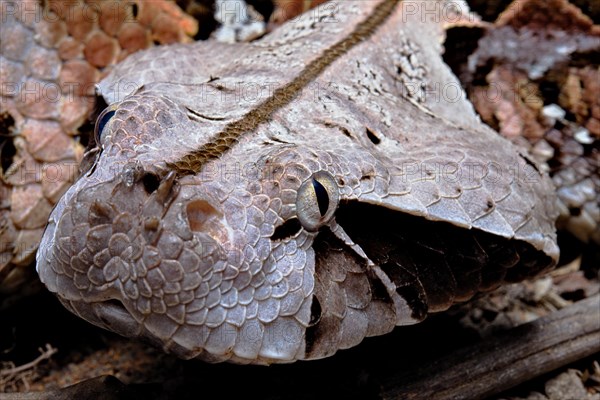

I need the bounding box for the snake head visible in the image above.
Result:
[36,93,558,363]
[37,1,560,365]
[36,92,352,363]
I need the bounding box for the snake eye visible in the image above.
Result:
[94,105,117,145]
[296,171,340,232]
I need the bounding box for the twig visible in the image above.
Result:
[0,344,57,378]
[380,295,600,400]
[1,344,57,392]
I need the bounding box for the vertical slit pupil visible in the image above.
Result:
[312,178,329,217]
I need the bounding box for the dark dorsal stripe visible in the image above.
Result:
[169,0,401,175]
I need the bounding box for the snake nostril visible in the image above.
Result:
[365,127,381,144]
[142,173,160,193]
[569,207,581,216]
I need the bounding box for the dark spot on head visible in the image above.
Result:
[366,127,381,145]
[271,218,302,241]
[569,207,581,216]
[360,174,373,181]
[323,122,354,139]
[142,173,160,194]
[487,200,494,209]
[337,177,345,186]
[340,127,353,138]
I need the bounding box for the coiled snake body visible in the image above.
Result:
[37,0,559,364]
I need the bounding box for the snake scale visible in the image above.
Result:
[37,0,559,364]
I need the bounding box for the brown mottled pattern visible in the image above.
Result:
[465,0,600,244]
[0,0,197,298]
